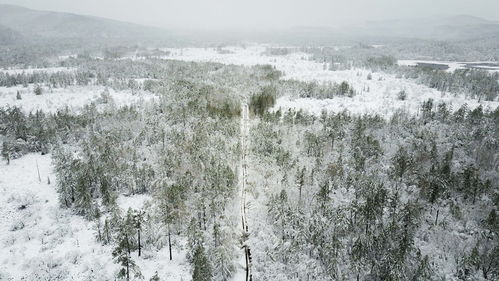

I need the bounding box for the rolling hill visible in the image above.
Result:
[0,4,168,41]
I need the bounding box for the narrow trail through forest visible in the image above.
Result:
[240,101,252,281]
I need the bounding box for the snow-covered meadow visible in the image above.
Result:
[0,85,158,113]
[164,45,498,118]
[0,154,191,280]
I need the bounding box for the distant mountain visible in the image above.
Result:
[0,4,169,41]
[193,15,499,46]
[0,5,496,46]
[351,15,499,40]
[0,24,24,45]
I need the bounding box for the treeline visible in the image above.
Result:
[307,46,499,101]
[248,101,498,280]
[399,67,499,101]
[0,70,93,88]
[0,105,97,163]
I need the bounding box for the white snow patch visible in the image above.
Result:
[273,69,499,118]
[0,85,158,113]
[117,194,152,211]
[0,154,190,280]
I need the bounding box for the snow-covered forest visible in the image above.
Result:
[1,3,498,281]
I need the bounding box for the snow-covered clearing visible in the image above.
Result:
[0,154,190,280]
[117,194,152,212]
[164,45,497,118]
[273,69,499,117]
[0,85,157,113]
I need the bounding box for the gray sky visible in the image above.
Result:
[1,0,499,29]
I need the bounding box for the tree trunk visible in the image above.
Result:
[138,229,141,257]
[36,160,41,182]
[126,234,131,255]
[245,247,249,281]
[168,228,172,261]
[473,185,477,204]
[203,208,207,231]
[126,255,130,281]
[299,185,302,206]
[435,209,439,226]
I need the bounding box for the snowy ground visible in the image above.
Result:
[273,69,499,118]
[163,45,497,118]
[0,85,157,113]
[0,154,190,281]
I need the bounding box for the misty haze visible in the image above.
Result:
[0,1,498,281]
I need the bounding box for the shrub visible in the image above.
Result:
[398,90,407,100]
[34,85,43,95]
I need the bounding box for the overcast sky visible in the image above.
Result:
[1,0,498,29]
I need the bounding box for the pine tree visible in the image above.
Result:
[211,223,235,281]
[75,173,92,216]
[296,167,305,205]
[113,214,142,281]
[1,141,11,165]
[317,180,331,216]
[16,90,21,100]
[192,244,212,281]
[94,208,103,243]
[187,217,203,262]
[157,184,187,261]
[133,210,145,257]
[392,146,410,180]
[52,149,76,208]
[34,84,43,95]
[149,272,160,281]
[100,176,116,208]
[103,218,112,244]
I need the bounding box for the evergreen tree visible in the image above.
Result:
[1,141,11,165]
[133,210,145,257]
[113,214,142,281]
[157,184,187,260]
[34,84,43,95]
[392,146,410,180]
[192,244,212,281]
[149,272,160,281]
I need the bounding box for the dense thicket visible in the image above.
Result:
[248,101,498,280]
[6,59,283,280]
